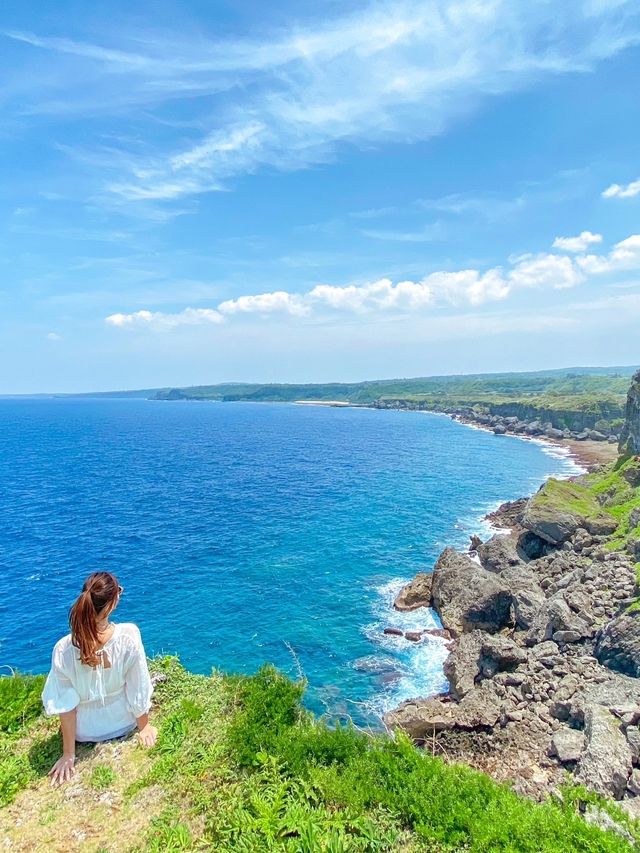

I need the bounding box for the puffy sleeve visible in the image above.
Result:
[123,626,153,718]
[42,644,80,716]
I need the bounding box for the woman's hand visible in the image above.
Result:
[48,754,76,786]
[138,723,158,747]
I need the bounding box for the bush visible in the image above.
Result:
[0,673,45,734]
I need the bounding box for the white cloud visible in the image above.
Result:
[423,270,511,306]
[105,231,640,330]
[218,291,309,317]
[552,231,603,252]
[309,278,433,312]
[602,179,640,199]
[577,234,640,274]
[46,331,62,341]
[105,307,224,329]
[509,253,584,290]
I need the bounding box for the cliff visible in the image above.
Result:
[386,447,640,828]
[619,369,640,455]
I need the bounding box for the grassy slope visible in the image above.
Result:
[2,660,640,852]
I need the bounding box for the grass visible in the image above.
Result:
[528,477,615,524]
[90,764,117,790]
[2,659,640,851]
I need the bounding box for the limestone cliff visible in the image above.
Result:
[619,369,640,455]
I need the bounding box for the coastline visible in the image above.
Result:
[382,374,640,810]
[444,413,618,473]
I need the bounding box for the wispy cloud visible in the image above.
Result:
[602,178,640,199]
[5,0,640,210]
[105,229,640,330]
[359,223,444,243]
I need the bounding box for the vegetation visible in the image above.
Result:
[2,659,639,851]
[150,367,635,409]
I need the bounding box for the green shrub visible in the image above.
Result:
[0,673,45,734]
[226,665,305,766]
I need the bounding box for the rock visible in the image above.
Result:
[552,630,583,644]
[444,631,527,700]
[619,369,640,455]
[630,507,640,531]
[548,728,586,763]
[526,596,590,646]
[393,572,433,611]
[587,430,607,441]
[627,768,640,795]
[456,683,502,728]
[423,628,452,640]
[501,565,546,630]
[469,534,483,552]
[595,613,640,677]
[477,535,523,573]
[584,806,635,844]
[383,627,404,637]
[493,424,507,435]
[585,516,619,536]
[626,726,640,763]
[443,633,482,699]
[571,528,592,553]
[576,705,632,799]
[384,698,455,736]
[522,502,581,545]
[622,461,640,488]
[404,631,424,642]
[546,428,564,440]
[430,547,513,637]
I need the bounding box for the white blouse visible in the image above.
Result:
[41,623,153,742]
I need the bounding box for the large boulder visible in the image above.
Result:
[548,728,586,763]
[501,565,546,630]
[575,706,633,799]
[393,573,432,611]
[384,698,455,737]
[384,683,502,737]
[525,595,590,646]
[430,548,513,637]
[444,631,526,700]
[595,614,640,677]
[522,503,582,545]
[477,535,523,573]
[522,479,616,546]
[619,369,640,455]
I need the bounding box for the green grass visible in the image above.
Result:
[89,764,117,789]
[3,659,640,851]
[529,477,614,523]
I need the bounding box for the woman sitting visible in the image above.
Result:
[42,571,157,786]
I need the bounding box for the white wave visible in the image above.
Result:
[360,577,450,719]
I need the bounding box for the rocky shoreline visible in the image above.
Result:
[383,371,640,822]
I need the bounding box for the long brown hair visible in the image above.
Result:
[69,572,120,666]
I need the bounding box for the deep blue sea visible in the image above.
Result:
[0,398,581,724]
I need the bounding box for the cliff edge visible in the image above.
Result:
[619,369,640,456]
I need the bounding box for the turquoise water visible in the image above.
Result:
[0,398,580,723]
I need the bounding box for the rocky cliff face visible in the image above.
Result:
[619,369,640,455]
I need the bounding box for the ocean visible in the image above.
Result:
[0,398,581,724]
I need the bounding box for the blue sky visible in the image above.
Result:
[1,0,640,392]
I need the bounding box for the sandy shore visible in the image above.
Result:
[294,400,351,407]
[552,437,619,469]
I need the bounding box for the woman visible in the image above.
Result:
[42,571,157,786]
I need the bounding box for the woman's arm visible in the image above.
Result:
[48,708,77,786]
[135,711,158,747]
